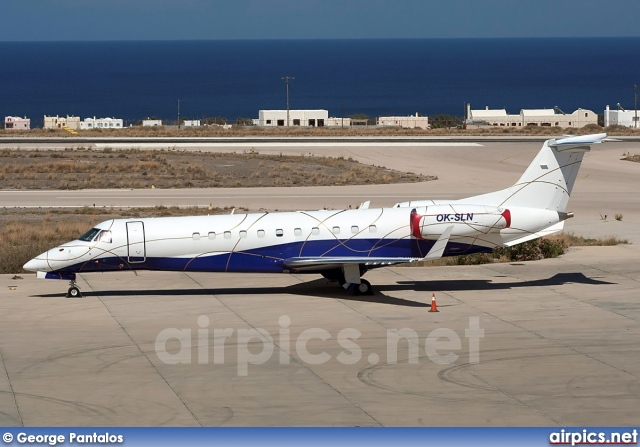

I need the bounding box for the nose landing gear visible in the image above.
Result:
[67,280,82,298]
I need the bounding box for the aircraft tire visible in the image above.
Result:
[67,286,82,298]
[353,279,373,296]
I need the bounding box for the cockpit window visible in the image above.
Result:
[95,230,112,243]
[79,228,101,242]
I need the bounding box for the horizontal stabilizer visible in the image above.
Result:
[502,221,565,247]
[549,133,608,149]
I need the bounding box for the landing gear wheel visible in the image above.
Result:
[353,279,373,296]
[66,282,82,298]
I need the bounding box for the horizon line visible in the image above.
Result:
[2,36,640,43]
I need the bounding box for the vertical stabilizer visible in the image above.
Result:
[460,133,607,211]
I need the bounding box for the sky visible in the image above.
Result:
[1,0,638,41]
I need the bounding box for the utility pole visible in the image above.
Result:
[282,76,294,126]
[177,99,181,129]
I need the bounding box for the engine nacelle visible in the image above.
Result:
[410,204,511,240]
[501,206,564,236]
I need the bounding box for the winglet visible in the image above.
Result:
[422,225,453,260]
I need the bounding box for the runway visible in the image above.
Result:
[1,137,639,426]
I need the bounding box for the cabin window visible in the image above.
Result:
[208,232,216,240]
[369,225,377,233]
[239,230,247,238]
[351,226,359,234]
[192,232,200,240]
[276,229,284,237]
[294,228,302,236]
[79,228,101,242]
[257,229,265,238]
[332,226,340,234]
[224,231,231,239]
[95,230,112,243]
[311,227,320,236]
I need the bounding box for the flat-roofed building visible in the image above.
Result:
[142,119,163,127]
[44,115,80,130]
[378,113,429,129]
[325,117,352,127]
[80,117,124,130]
[604,104,639,128]
[258,110,328,127]
[4,116,30,130]
[183,120,201,127]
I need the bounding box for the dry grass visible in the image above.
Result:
[552,231,628,247]
[0,148,432,190]
[622,153,640,163]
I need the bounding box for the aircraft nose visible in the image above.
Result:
[23,256,49,272]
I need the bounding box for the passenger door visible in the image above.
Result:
[126,221,146,263]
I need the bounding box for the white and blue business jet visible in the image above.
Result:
[24,134,609,297]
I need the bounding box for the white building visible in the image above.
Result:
[183,120,201,127]
[142,119,163,127]
[378,113,429,129]
[4,116,30,130]
[604,105,639,128]
[325,117,352,127]
[80,117,124,130]
[466,105,597,128]
[257,110,328,127]
[44,115,81,130]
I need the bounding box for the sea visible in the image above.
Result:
[1,38,640,127]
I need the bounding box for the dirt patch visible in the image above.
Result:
[0,148,432,190]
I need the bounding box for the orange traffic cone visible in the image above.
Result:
[429,293,439,312]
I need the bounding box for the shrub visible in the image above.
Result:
[539,238,566,259]
[615,213,623,221]
[505,240,543,261]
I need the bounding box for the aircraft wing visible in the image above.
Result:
[283,256,420,271]
[283,225,454,271]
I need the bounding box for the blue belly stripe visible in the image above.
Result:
[51,238,492,276]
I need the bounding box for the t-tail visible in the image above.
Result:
[395,133,611,247]
[460,133,608,211]
[397,133,608,212]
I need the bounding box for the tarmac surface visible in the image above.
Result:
[0,137,639,426]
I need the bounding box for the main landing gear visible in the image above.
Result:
[351,279,373,296]
[322,266,374,296]
[66,280,82,298]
